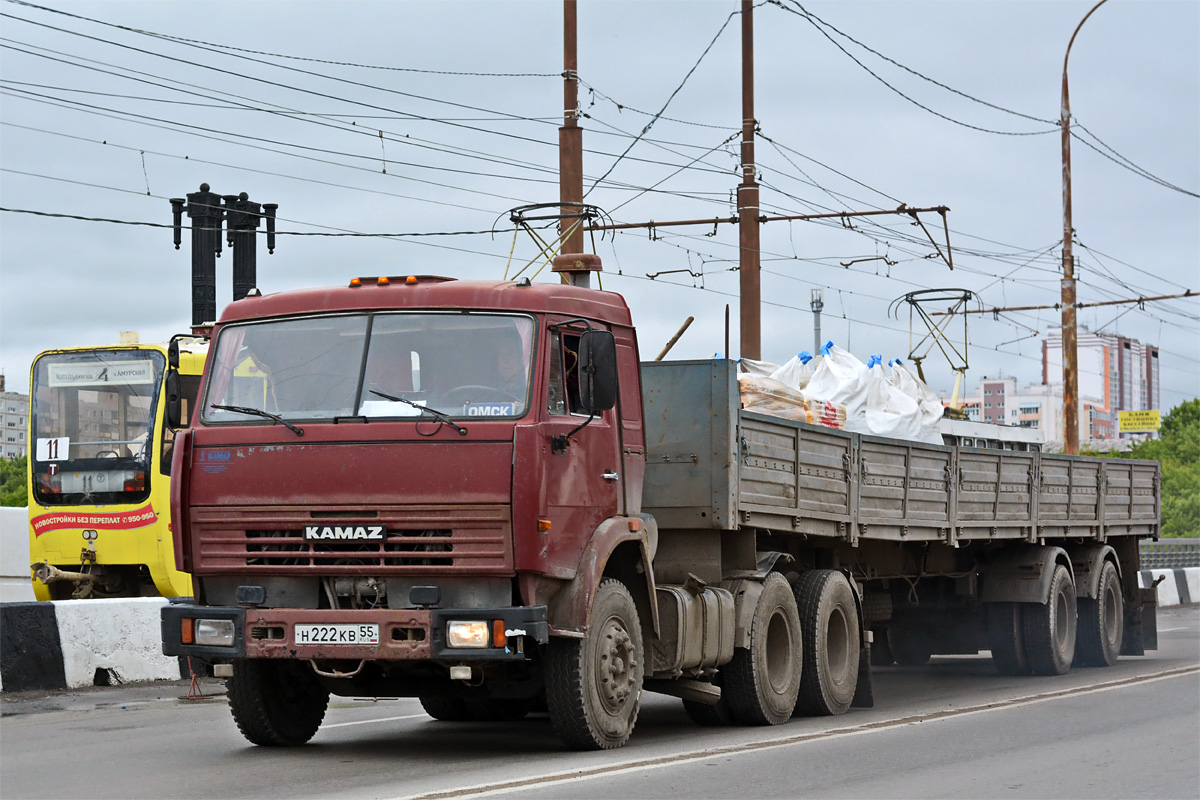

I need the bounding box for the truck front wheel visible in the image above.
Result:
[227,659,329,746]
[723,573,802,726]
[546,578,644,750]
[794,570,860,716]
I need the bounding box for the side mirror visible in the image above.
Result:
[165,369,183,430]
[577,329,617,413]
[165,337,183,430]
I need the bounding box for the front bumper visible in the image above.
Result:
[161,603,548,662]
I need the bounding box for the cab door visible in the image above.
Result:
[512,324,622,579]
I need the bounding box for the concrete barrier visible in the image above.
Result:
[1140,567,1200,607]
[1,506,35,603]
[1,598,182,693]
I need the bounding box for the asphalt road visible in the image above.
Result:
[2,605,1197,800]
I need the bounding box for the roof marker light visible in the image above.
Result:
[378,276,391,286]
[406,276,419,285]
[349,278,362,288]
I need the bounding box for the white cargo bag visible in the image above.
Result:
[769,350,817,391]
[803,342,871,433]
[888,360,945,445]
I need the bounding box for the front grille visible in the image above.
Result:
[243,528,455,567]
[193,505,512,574]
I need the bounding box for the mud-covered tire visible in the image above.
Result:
[1023,564,1077,675]
[887,623,932,666]
[1075,561,1123,668]
[794,570,860,717]
[723,573,802,726]
[419,695,473,721]
[227,659,329,746]
[987,602,1031,676]
[546,579,644,750]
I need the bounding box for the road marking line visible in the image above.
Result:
[387,665,1200,800]
[323,713,428,729]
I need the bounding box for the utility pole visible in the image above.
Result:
[225,192,277,302]
[810,288,823,354]
[1061,0,1109,455]
[171,183,222,333]
[738,0,761,360]
[559,0,584,256]
[171,184,277,333]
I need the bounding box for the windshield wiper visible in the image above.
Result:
[210,404,304,437]
[370,389,468,436]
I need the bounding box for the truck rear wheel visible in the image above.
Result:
[1023,564,1077,675]
[546,578,644,750]
[227,659,329,746]
[886,623,932,666]
[1075,561,1123,668]
[987,602,1031,675]
[723,573,802,726]
[793,570,860,716]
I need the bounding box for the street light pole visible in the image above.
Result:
[1061,0,1109,455]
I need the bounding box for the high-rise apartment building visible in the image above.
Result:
[1043,327,1159,439]
[0,374,29,459]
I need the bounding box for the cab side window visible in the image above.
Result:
[547,331,584,416]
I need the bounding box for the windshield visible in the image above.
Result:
[203,312,535,424]
[30,349,164,505]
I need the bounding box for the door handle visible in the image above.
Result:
[602,471,619,481]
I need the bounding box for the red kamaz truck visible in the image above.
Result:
[162,259,1159,750]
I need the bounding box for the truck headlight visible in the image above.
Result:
[446,620,490,648]
[195,619,236,647]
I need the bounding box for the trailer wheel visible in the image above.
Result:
[987,602,1031,675]
[227,659,329,746]
[723,573,802,726]
[1075,561,1123,668]
[1023,564,1077,675]
[886,624,932,666]
[794,570,860,716]
[546,578,644,750]
[418,696,473,721]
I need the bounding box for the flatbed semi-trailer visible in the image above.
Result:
[161,265,1158,750]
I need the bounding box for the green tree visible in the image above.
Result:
[0,455,28,507]
[1119,400,1199,538]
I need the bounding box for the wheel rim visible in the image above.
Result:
[596,613,637,715]
[1054,587,1070,650]
[765,609,794,693]
[826,606,850,679]
[1102,582,1121,645]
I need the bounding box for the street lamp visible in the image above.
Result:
[1061,0,1109,455]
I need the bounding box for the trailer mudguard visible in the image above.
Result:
[979,545,1073,604]
[1066,543,1119,600]
[546,515,659,637]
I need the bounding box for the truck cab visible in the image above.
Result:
[163,275,656,748]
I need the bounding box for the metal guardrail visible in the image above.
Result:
[1141,539,1200,569]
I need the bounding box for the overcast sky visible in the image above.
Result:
[1,0,1197,407]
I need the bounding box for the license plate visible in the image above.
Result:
[294,624,380,645]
